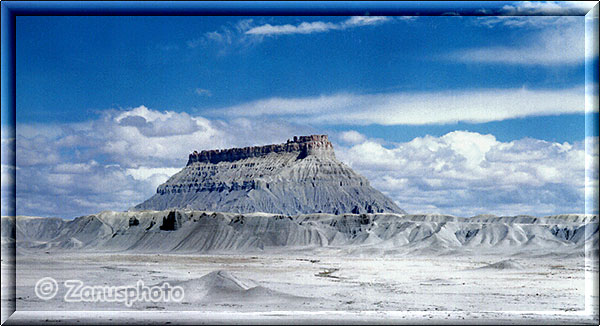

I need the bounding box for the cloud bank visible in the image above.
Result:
[336,131,598,217]
[216,86,588,125]
[5,106,597,218]
[11,106,311,217]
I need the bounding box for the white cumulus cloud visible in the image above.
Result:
[339,130,367,144]
[334,131,598,217]
[6,106,596,218]
[11,106,311,217]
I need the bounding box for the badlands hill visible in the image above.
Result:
[133,135,404,215]
[3,211,597,258]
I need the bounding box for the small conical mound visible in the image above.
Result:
[133,135,405,215]
[478,259,524,270]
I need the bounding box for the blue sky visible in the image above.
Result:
[3,1,599,218]
[14,15,592,129]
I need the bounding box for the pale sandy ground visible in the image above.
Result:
[2,252,598,324]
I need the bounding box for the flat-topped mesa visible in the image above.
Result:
[135,133,405,214]
[187,135,334,165]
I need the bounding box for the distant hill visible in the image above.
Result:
[3,212,597,258]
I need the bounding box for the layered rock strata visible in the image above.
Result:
[134,135,405,215]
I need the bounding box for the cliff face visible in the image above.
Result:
[187,135,334,165]
[133,135,405,215]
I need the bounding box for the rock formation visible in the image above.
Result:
[5,212,597,257]
[133,135,405,215]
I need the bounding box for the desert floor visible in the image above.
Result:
[2,251,598,324]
